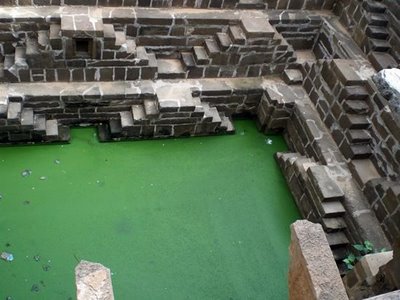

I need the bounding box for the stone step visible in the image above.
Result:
[322,217,347,233]
[103,24,116,49]
[236,0,266,9]
[365,13,389,27]
[282,69,303,85]
[228,25,246,45]
[4,54,14,70]
[114,31,127,47]
[339,86,369,101]
[193,46,210,65]
[26,37,40,56]
[350,144,373,159]
[49,24,62,50]
[332,246,349,261]
[143,99,159,118]
[157,59,185,79]
[368,38,391,52]
[326,231,349,247]
[109,118,122,137]
[216,32,232,51]
[343,100,370,114]
[45,119,59,140]
[135,46,149,65]
[307,165,345,202]
[219,115,235,134]
[38,30,50,50]
[156,86,195,113]
[362,0,387,13]
[346,129,372,143]
[202,103,221,124]
[204,38,220,57]
[33,114,46,134]
[181,52,196,69]
[240,17,275,39]
[14,47,28,68]
[366,25,389,40]
[119,111,134,128]
[368,51,398,71]
[123,39,136,56]
[7,102,22,121]
[339,114,371,129]
[131,104,147,124]
[20,108,34,129]
[348,159,381,186]
[320,201,346,217]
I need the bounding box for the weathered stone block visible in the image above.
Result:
[288,220,348,300]
[75,260,114,300]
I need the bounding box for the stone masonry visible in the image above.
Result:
[0,0,400,298]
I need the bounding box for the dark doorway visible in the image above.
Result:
[74,39,92,58]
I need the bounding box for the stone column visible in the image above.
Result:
[75,260,115,300]
[288,220,348,300]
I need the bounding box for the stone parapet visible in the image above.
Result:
[0,0,336,10]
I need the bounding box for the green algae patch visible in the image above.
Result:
[0,120,299,299]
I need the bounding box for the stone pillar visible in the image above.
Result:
[75,260,115,300]
[289,220,348,300]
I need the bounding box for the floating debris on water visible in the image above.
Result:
[33,255,40,262]
[22,200,30,205]
[39,176,47,180]
[5,242,11,247]
[31,284,40,292]
[265,138,273,145]
[40,280,46,287]
[42,264,51,272]
[21,169,32,177]
[54,159,60,164]
[1,252,14,262]
[0,193,2,200]
[240,130,245,135]
[6,296,12,300]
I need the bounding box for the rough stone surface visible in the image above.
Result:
[288,220,348,300]
[75,260,114,300]
[373,69,400,119]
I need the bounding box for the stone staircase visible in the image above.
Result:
[307,59,375,160]
[275,152,350,273]
[98,85,234,141]
[362,0,398,70]
[0,100,69,143]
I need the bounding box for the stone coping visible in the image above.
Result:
[0,76,282,104]
[0,6,333,23]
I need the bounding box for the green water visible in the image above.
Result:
[0,120,299,300]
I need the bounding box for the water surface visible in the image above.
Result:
[0,120,299,299]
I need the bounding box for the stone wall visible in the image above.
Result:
[0,0,336,10]
[0,7,308,83]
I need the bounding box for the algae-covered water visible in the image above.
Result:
[0,120,299,299]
